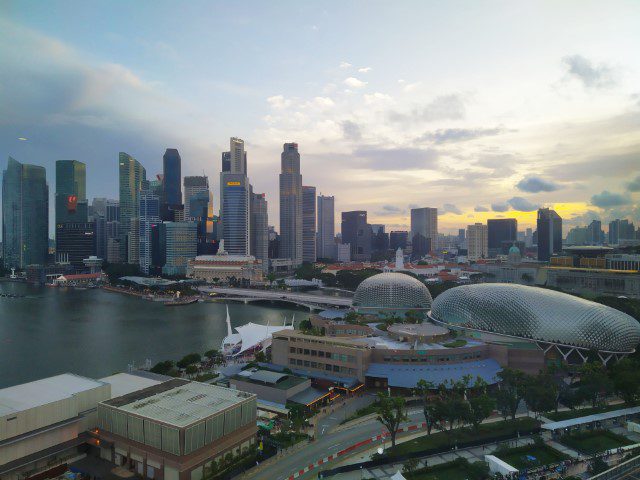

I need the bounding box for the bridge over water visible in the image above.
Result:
[198,286,353,311]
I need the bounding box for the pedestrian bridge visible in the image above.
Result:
[199,286,352,311]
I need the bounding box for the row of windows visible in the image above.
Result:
[289,347,356,363]
[289,358,357,375]
[381,353,482,363]
[288,336,363,349]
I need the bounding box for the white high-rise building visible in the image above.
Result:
[250,191,269,272]
[138,193,160,274]
[279,143,303,266]
[467,223,488,261]
[317,195,335,260]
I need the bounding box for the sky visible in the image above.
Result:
[1,0,640,235]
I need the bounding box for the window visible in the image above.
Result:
[296,359,302,366]
[304,349,310,355]
[311,350,317,356]
[289,347,295,354]
[348,355,356,363]
[311,362,317,368]
[297,348,303,354]
[325,364,332,371]
[318,351,325,358]
[340,354,347,362]
[333,365,340,372]
[304,361,310,367]
[289,359,295,365]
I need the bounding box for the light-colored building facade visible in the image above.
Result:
[317,195,335,260]
[162,222,198,276]
[250,192,269,272]
[279,143,303,266]
[119,152,147,263]
[467,223,488,261]
[139,193,160,274]
[302,186,316,263]
[220,138,250,255]
[187,251,263,284]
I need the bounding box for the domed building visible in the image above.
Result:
[507,244,521,264]
[352,272,432,317]
[430,283,640,364]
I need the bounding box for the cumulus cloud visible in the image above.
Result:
[364,92,393,105]
[626,175,640,192]
[341,120,362,141]
[339,61,352,69]
[267,95,291,109]
[417,127,504,144]
[474,205,489,212]
[562,54,615,89]
[344,77,367,88]
[388,94,465,124]
[507,196,538,212]
[491,203,510,212]
[353,147,439,170]
[591,190,632,208]
[516,176,559,193]
[441,203,462,215]
[358,67,372,73]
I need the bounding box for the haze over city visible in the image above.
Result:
[2,0,640,233]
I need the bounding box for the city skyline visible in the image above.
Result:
[2,1,640,234]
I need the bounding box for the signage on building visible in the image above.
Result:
[226,181,241,186]
[67,195,78,213]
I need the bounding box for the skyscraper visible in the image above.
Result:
[139,193,160,274]
[183,176,209,218]
[341,211,371,261]
[302,186,316,263]
[587,220,603,245]
[371,224,389,252]
[608,219,635,245]
[161,148,183,221]
[221,174,250,255]
[279,143,303,266]
[55,222,96,267]
[2,157,49,268]
[316,195,335,260]
[105,200,121,263]
[250,192,269,272]
[410,207,437,259]
[467,223,488,261]
[161,221,198,276]
[118,152,146,263]
[537,208,562,262]
[389,231,408,251]
[487,218,517,257]
[55,160,87,224]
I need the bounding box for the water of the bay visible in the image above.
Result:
[0,281,312,388]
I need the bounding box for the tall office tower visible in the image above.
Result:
[525,228,533,247]
[161,148,183,221]
[229,137,247,174]
[2,157,49,268]
[184,176,209,218]
[105,200,120,263]
[566,226,588,245]
[587,220,603,245]
[410,207,437,259]
[55,222,96,268]
[221,151,231,173]
[371,224,389,252]
[279,143,303,266]
[221,174,250,255]
[250,192,269,272]
[268,226,280,259]
[302,186,316,263]
[90,198,108,218]
[316,195,335,260]
[118,152,146,263]
[389,231,408,251]
[187,190,215,254]
[457,228,466,246]
[487,218,517,257]
[341,211,371,261]
[55,160,87,225]
[466,223,488,261]
[161,221,198,276]
[609,219,635,244]
[138,193,160,274]
[537,208,562,262]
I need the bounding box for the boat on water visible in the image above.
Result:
[220,305,294,358]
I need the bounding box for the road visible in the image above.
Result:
[200,286,353,308]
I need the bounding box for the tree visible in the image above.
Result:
[254,351,267,363]
[402,458,420,475]
[177,352,202,369]
[185,364,198,378]
[204,349,219,358]
[611,359,640,404]
[150,360,174,375]
[577,362,612,407]
[496,368,529,420]
[415,379,437,434]
[468,393,495,430]
[343,311,360,324]
[375,392,408,448]
[524,375,557,418]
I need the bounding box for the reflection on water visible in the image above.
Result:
[0,281,309,388]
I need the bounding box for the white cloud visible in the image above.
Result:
[363,92,393,105]
[344,77,367,88]
[358,67,372,73]
[266,95,291,109]
[339,61,352,69]
[403,81,422,92]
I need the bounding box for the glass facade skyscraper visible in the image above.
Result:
[118,152,146,263]
[316,195,335,260]
[341,210,371,261]
[537,208,562,262]
[410,207,437,259]
[302,185,316,263]
[221,173,250,255]
[55,160,87,224]
[2,157,49,268]
[487,218,517,257]
[162,148,182,220]
[139,193,161,274]
[279,143,303,266]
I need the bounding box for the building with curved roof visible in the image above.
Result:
[352,272,433,316]
[430,283,640,364]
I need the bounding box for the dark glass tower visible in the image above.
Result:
[537,208,562,262]
[487,218,517,257]
[2,157,49,268]
[162,148,182,221]
[55,160,87,224]
[341,211,371,261]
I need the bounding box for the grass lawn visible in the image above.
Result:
[406,459,488,480]
[495,444,568,470]
[560,430,633,455]
[386,417,540,458]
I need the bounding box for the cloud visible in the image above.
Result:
[591,190,632,208]
[474,205,489,212]
[562,54,615,89]
[344,77,367,88]
[516,176,559,193]
[341,120,362,141]
[353,147,439,170]
[626,175,640,192]
[491,203,510,212]
[507,196,538,212]
[358,67,372,73]
[403,82,422,92]
[339,61,352,69]
[417,127,504,144]
[441,203,462,215]
[389,94,465,123]
[267,95,292,109]
[382,205,402,213]
[364,92,393,105]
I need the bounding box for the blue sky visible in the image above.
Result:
[2,0,640,233]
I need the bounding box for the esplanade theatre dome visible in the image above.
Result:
[430,283,640,355]
[353,272,433,314]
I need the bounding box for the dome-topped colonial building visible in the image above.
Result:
[352,272,432,317]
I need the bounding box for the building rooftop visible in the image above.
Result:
[233,370,308,390]
[103,379,254,428]
[99,372,163,398]
[0,373,106,417]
